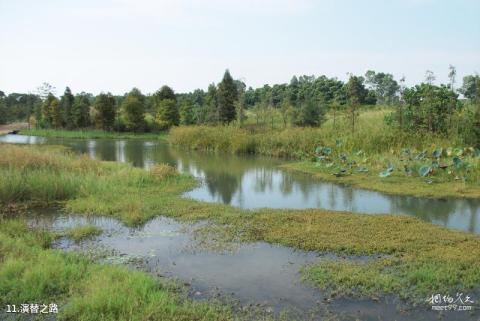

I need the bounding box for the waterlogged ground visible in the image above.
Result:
[26,211,479,321]
[1,134,479,233]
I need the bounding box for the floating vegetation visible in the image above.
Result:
[379,165,394,178]
[332,168,348,177]
[311,144,478,183]
[418,165,432,177]
[432,148,443,158]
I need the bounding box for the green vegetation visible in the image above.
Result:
[169,108,479,198]
[0,220,234,321]
[1,144,479,304]
[3,68,478,141]
[64,225,102,241]
[19,128,167,140]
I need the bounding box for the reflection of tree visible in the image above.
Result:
[390,196,459,225]
[204,170,238,204]
[279,172,295,194]
[123,140,146,167]
[149,143,178,169]
[340,186,354,211]
[254,168,274,192]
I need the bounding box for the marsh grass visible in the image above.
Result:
[169,109,459,158]
[64,225,103,241]
[150,163,178,180]
[0,220,235,321]
[1,144,480,302]
[20,128,168,140]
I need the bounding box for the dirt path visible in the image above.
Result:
[0,122,28,135]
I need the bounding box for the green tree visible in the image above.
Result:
[41,93,57,128]
[345,75,366,133]
[179,98,196,125]
[217,70,238,124]
[50,99,63,128]
[392,83,458,134]
[293,97,324,127]
[93,93,116,131]
[0,98,7,125]
[204,84,218,124]
[155,99,179,129]
[121,88,145,132]
[364,70,399,105]
[460,74,480,101]
[72,93,91,128]
[154,86,176,101]
[60,87,74,129]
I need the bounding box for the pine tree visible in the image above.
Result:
[217,70,238,124]
[61,87,74,129]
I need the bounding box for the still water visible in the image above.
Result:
[1,134,479,233]
[28,212,475,321]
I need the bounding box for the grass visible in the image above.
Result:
[0,220,235,321]
[19,128,168,140]
[1,143,480,304]
[64,225,103,241]
[169,108,480,198]
[282,160,480,199]
[169,109,459,157]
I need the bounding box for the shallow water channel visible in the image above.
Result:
[27,211,478,321]
[2,134,479,233]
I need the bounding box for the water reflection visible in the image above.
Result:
[1,134,479,233]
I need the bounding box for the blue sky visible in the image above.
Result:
[1,0,479,95]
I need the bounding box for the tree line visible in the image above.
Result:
[0,69,479,144]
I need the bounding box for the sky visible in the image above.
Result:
[0,0,479,95]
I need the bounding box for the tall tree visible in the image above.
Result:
[50,99,63,128]
[41,93,57,128]
[155,86,176,101]
[93,93,116,130]
[121,88,145,132]
[60,87,75,129]
[216,70,238,124]
[72,93,91,128]
[460,74,480,101]
[448,65,457,90]
[364,70,399,104]
[345,75,366,133]
[155,99,179,129]
[179,98,196,125]
[0,97,7,125]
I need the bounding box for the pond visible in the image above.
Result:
[27,211,468,321]
[1,134,479,233]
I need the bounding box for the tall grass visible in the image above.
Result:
[169,109,459,158]
[0,220,234,321]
